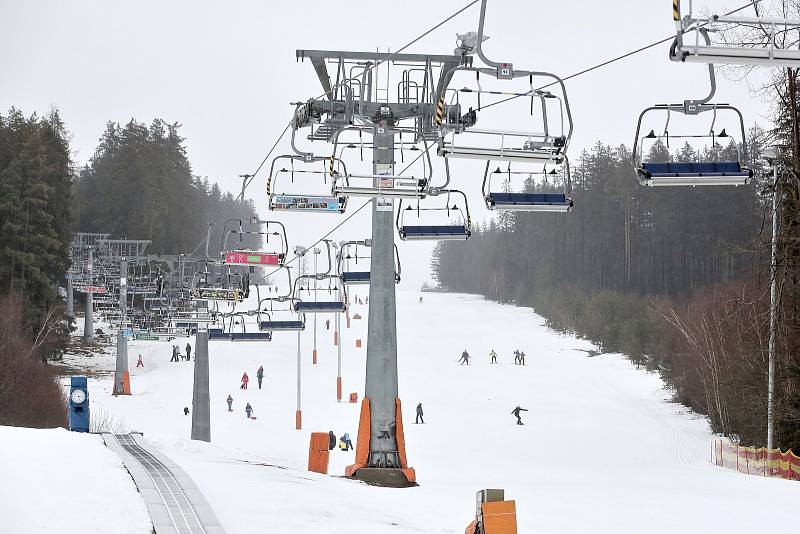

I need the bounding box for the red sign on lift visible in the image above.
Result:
[77,286,106,294]
[225,251,282,267]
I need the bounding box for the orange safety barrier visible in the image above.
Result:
[465,520,478,534]
[714,439,800,481]
[349,392,358,403]
[395,397,416,483]
[481,501,517,534]
[308,432,330,474]
[345,397,371,477]
[355,339,362,348]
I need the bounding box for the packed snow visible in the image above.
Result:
[0,426,151,534]
[41,289,798,533]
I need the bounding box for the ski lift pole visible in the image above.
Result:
[313,247,320,364]
[296,329,302,430]
[337,312,342,402]
[84,247,94,342]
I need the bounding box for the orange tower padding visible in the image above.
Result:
[355,339,362,348]
[313,349,318,365]
[394,397,416,483]
[481,500,517,534]
[349,392,358,403]
[465,520,479,534]
[308,432,330,474]
[346,313,351,328]
[119,371,131,395]
[345,397,371,477]
[336,376,342,402]
[334,332,339,346]
[295,410,302,430]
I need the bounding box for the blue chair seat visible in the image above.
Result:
[293,301,347,313]
[209,329,229,340]
[342,272,370,283]
[401,225,470,237]
[641,161,750,177]
[259,320,305,331]
[488,193,572,206]
[230,332,272,342]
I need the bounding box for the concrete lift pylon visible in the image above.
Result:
[292,48,465,487]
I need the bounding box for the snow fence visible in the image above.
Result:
[714,440,800,481]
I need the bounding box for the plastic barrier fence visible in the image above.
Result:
[714,440,800,481]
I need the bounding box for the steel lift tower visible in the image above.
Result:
[292,48,463,487]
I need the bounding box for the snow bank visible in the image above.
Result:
[0,426,151,534]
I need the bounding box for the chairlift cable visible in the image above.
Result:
[478,0,765,113]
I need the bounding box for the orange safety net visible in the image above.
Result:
[714,439,800,481]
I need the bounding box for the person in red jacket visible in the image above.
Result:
[241,372,249,390]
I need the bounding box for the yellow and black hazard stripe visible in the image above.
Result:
[434,96,445,126]
[673,0,680,21]
[328,157,335,176]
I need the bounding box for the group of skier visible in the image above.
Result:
[458,348,530,424]
[223,365,266,419]
[459,348,525,365]
[169,343,192,363]
[328,430,354,451]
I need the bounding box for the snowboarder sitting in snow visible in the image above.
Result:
[339,433,353,451]
[227,394,233,412]
[241,372,249,390]
[256,365,264,389]
[511,405,528,425]
[458,349,470,365]
[490,349,498,364]
[415,402,424,424]
[245,403,253,419]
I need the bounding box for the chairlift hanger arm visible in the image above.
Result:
[632,104,748,167]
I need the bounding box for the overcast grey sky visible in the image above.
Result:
[0,1,773,288]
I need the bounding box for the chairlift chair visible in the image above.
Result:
[632,51,751,187]
[482,160,573,212]
[221,220,289,267]
[267,155,348,213]
[397,189,472,240]
[336,240,401,284]
[670,1,800,67]
[291,274,348,314]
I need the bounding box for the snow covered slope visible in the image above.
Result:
[0,426,151,534]
[60,290,797,533]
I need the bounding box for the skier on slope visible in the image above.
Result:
[339,433,353,451]
[170,346,179,363]
[245,403,253,419]
[183,407,190,416]
[136,354,144,367]
[227,395,233,412]
[415,402,424,424]
[241,372,249,390]
[256,365,264,389]
[513,350,520,365]
[519,351,526,365]
[325,319,330,331]
[458,349,470,365]
[511,406,528,425]
[185,342,192,360]
[489,349,498,364]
